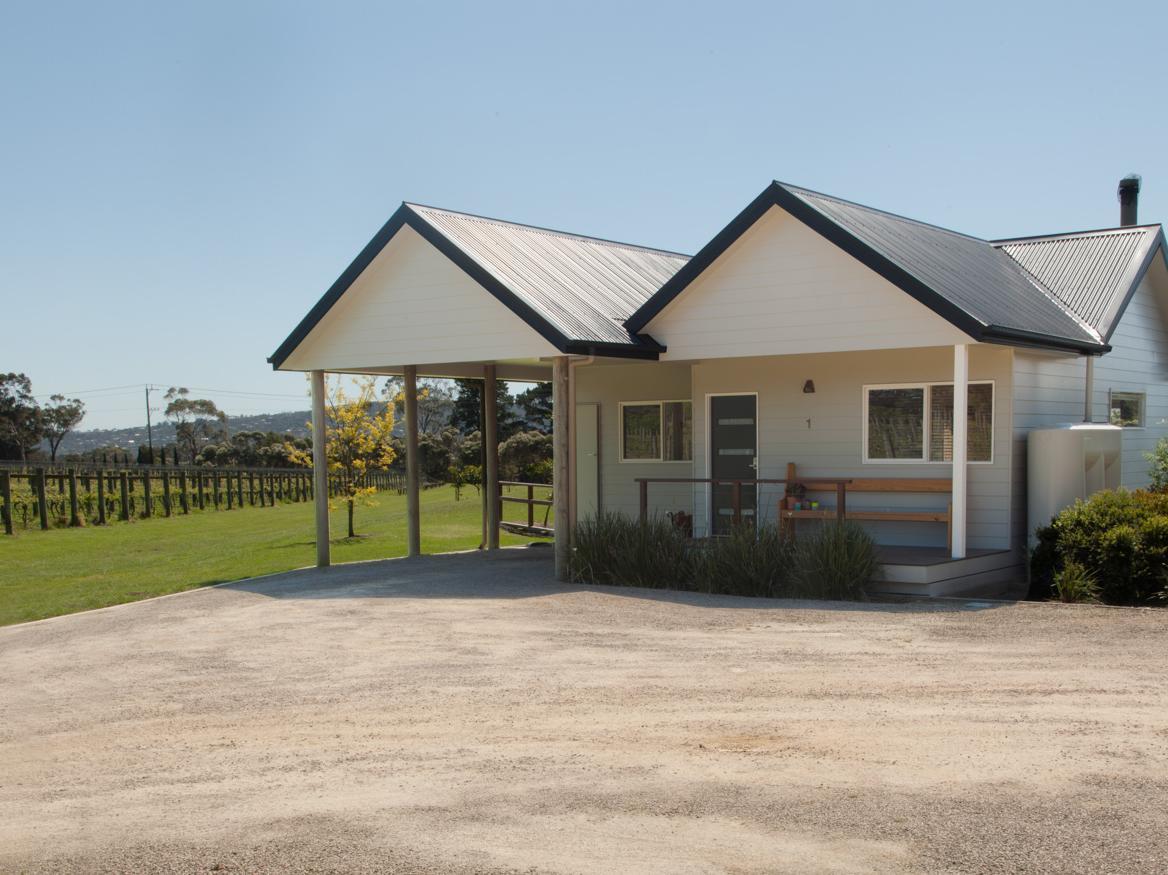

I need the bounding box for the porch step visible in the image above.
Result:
[872,548,1023,598]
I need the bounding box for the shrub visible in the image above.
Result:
[1146,437,1168,492]
[1053,561,1100,604]
[570,512,692,590]
[692,523,793,598]
[789,521,877,601]
[1031,489,1168,605]
[570,514,872,602]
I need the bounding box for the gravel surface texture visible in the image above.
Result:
[2,547,1166,873]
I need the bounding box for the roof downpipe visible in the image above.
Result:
[1118,175,1141,227]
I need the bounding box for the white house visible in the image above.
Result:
[270,177,1167,596]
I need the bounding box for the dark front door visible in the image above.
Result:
[710,394,757,534]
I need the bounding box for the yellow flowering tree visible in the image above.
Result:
[292,377,396,538]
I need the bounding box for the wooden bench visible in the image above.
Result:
[779,462,952,548]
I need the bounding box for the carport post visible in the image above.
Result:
[484,364,500,550]
[311,369,330,567]
[951,344,968,560]
[552,356,570,581]
[404,365,421,558]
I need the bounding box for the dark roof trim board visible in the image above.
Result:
[268,205,667,369]
[995,226,1167,344]
[624,181,1111,355]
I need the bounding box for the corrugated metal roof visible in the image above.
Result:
[994,227,1161,340]
[781,184,1103,348]
[408,203,689,347]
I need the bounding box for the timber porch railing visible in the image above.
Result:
[497,480,554,536]
[634,477,854,527]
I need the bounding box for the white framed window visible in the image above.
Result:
[863,381,994,464]
[619,400,693,462]
[1109,390,1145,428]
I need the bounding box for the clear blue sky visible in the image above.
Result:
[3,0,1165,429]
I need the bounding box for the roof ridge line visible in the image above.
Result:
[405,201,692,260]
[991,224,1162,245]
[775,180,991,244]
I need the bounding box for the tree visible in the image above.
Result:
[164,387,227,464]
[450,378,519,438]
[499,430,553,482]
[515,382,552,433]
[0,373,43,460]
[383,377,454,434]
[197,431,308,468]
[291,377,395,538]
[41,394,85,461]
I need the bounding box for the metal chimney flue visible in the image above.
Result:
[1118,175,1141,226]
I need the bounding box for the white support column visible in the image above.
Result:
[951,344,968,560]
[1084,355,1095,423]
[310,370,330,568]
[552,356,570,580]
[404,365,421,558]
[483,364,500,550]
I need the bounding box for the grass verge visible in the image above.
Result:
[0,485,538,626]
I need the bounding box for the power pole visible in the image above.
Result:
[145,385,155,461]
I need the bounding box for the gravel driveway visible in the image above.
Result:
[2,547,1166,874]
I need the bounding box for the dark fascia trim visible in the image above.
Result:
[625,181,987,338]
[625,181,1106,354]
[981,325,1109,355]
[268,205,660,368]
[1101,228,1168,344]
[564,337,665,359]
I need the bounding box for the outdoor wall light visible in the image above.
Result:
[803,380,815,394]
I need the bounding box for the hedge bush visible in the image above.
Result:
[570,513,875,602]
[1031,489,1168,605]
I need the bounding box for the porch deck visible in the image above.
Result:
[873,546,1023,598]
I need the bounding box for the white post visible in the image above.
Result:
[484,364,500,550]
[310,370,330,568]
[404,365,421,558]
[552,356,570,580]
[951,344,968,560]
[1084,356,1095,423]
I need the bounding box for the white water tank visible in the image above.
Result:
[1028,424,1122,545]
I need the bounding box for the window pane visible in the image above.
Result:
[662,401,693,461]
[929,383,993,462]
[622,404,660,460]
[867,388,924,459]
[1110,392,1144,428]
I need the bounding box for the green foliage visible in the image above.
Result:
[570,514,873,601]
[790,522,877,601]
[1031,489,1168,605]
[692,523,793,597]
[570,512,692,589]
[1053,561,1101,604]
[1145,437,1168,492]
[0,373,44,460]
[500,430,553,482]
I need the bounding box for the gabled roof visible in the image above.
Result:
[268,203,687,368]
[994,225,1167,342]
[625,181,1108,353]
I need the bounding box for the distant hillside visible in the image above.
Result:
[57,409,313,455]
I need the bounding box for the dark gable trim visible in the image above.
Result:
[1101,229,1168,344]
[269,205,662,369]
[625,181,1108,354]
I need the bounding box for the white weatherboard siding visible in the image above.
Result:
[1011,262,1168,546]
[646,206,973,360]
[281,224,559,372]
[690,347,1014,549]
[573,362,695,520]
[578,347,1013,552]
[1095,264,1168,488]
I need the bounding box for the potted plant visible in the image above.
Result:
[784,481,806,510]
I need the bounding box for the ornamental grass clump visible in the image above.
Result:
[789,521,877,601]
[1052,561,1101,604]
[570,511,692,590]
[692,523,793,598]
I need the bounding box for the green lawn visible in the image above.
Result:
[0,485,544,626]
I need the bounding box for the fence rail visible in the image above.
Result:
[0,465,405,536]
[633,477,853,528]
